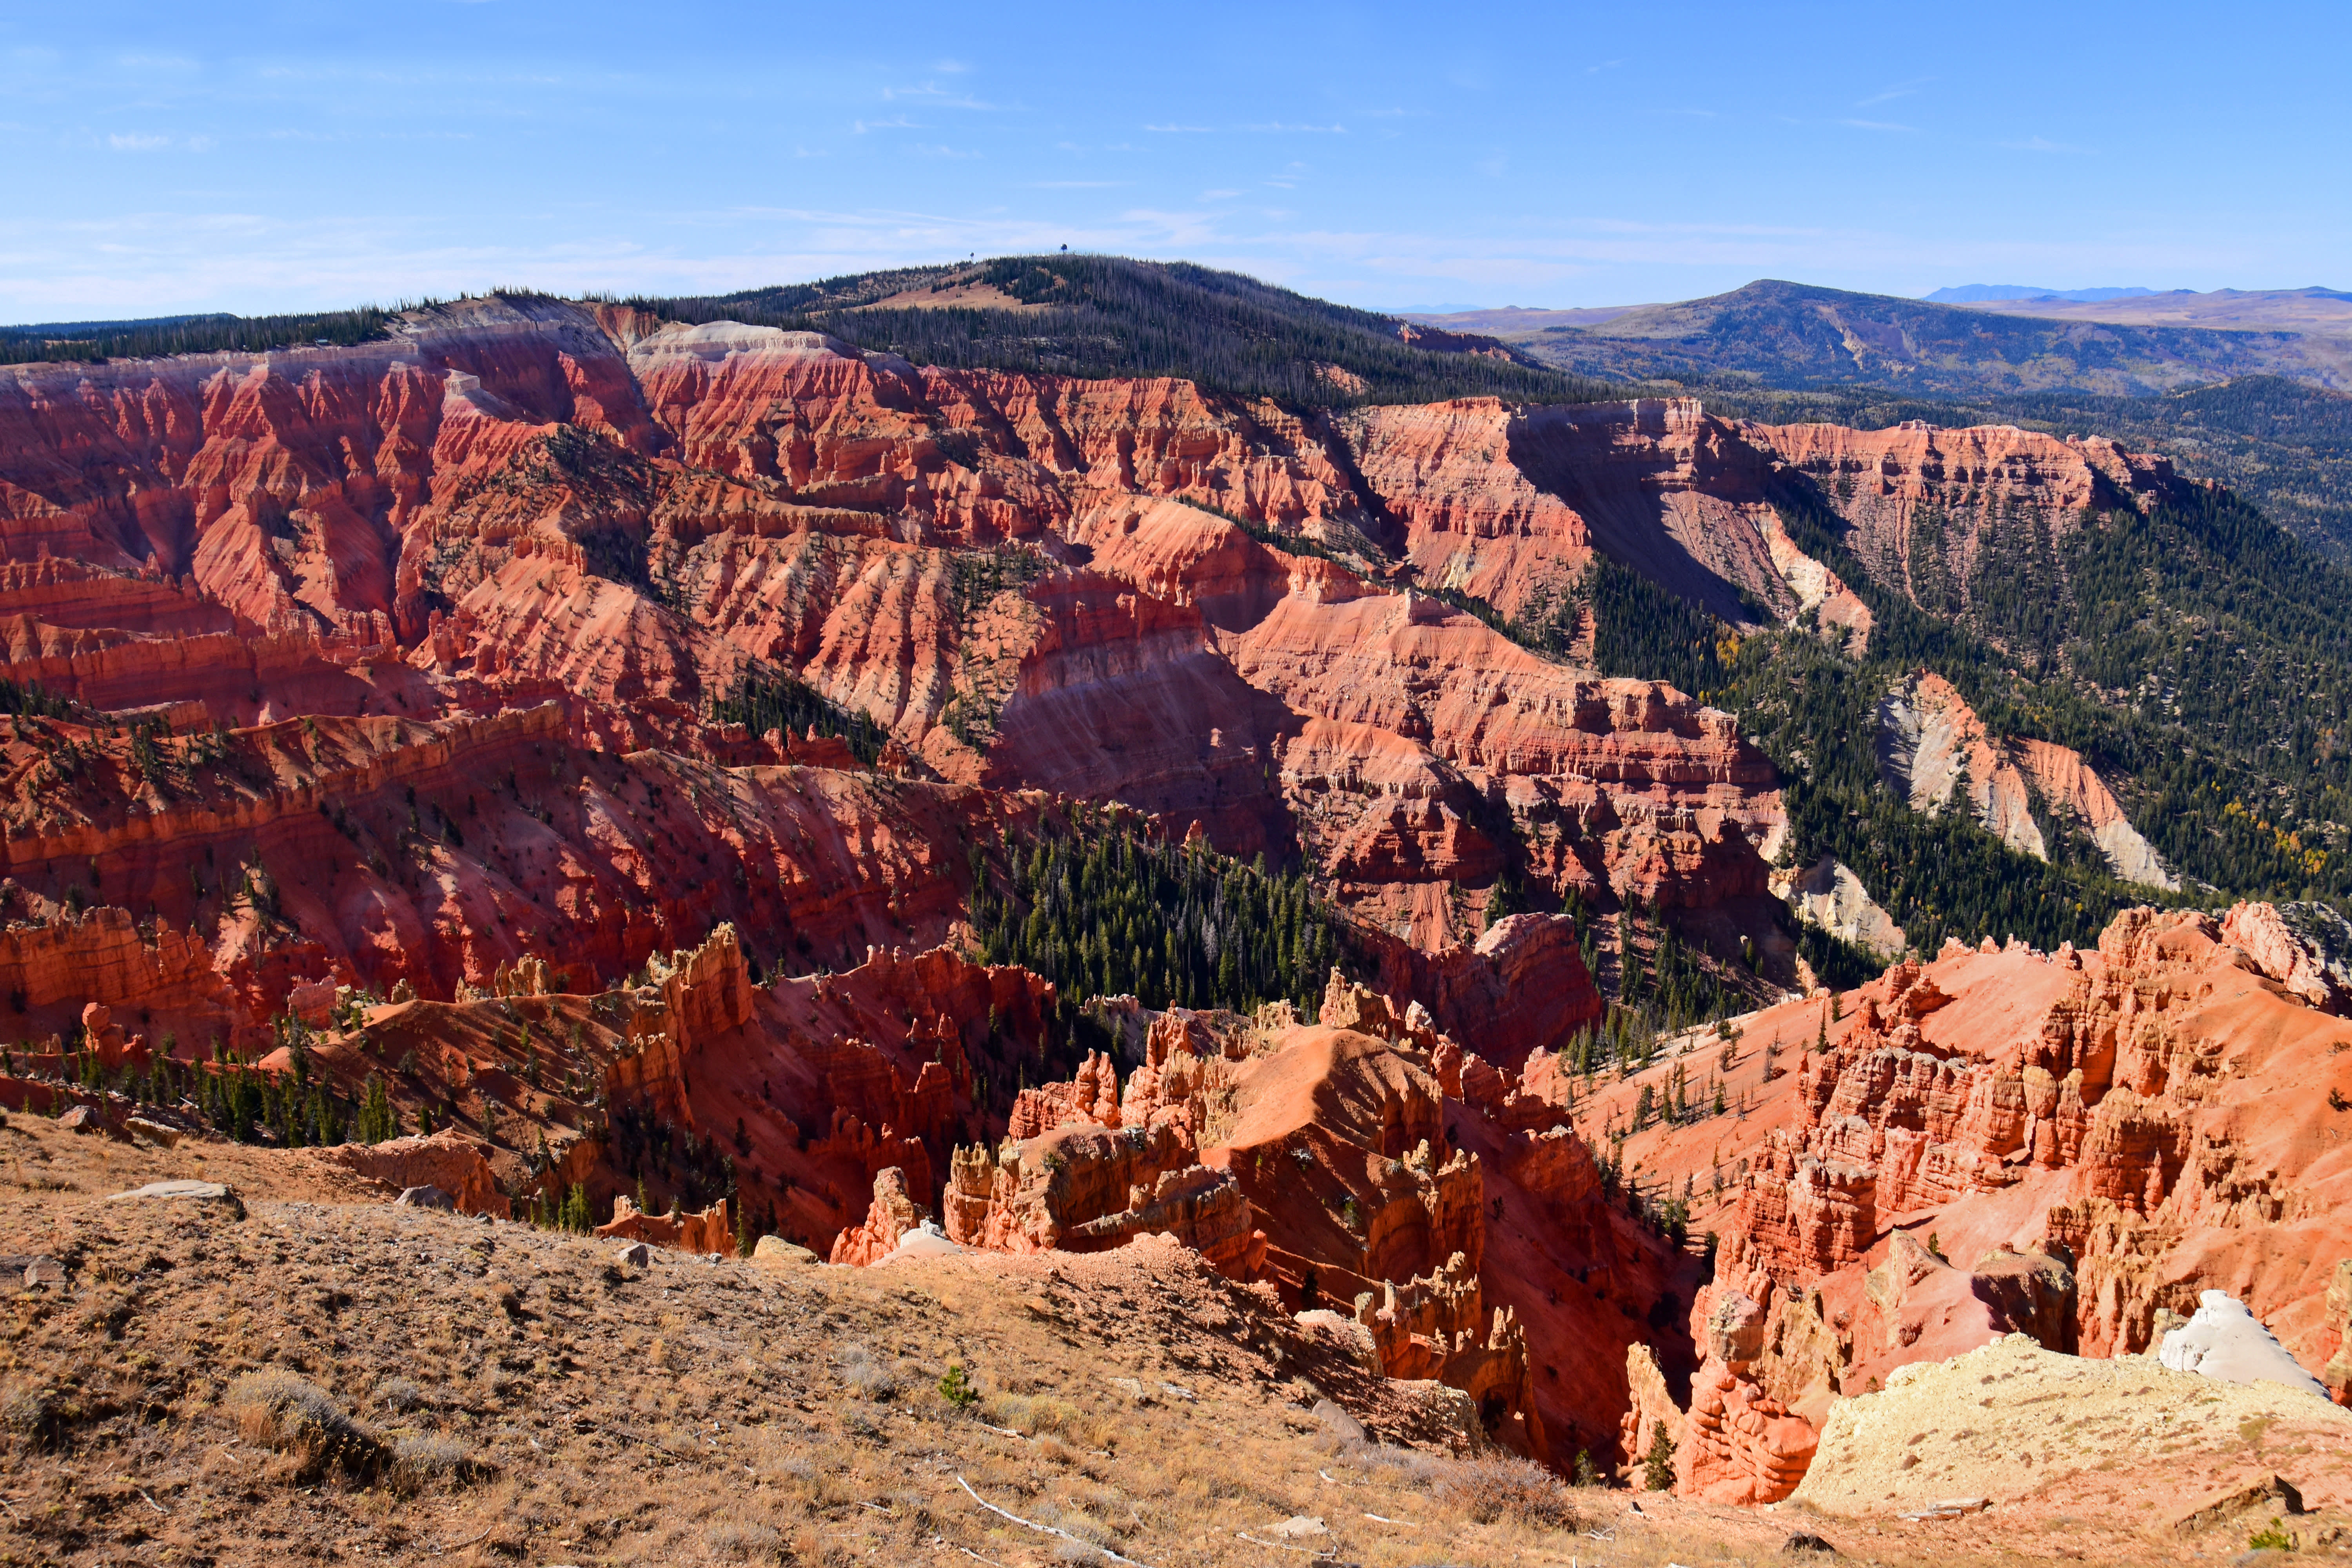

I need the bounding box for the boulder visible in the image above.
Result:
[124,1116,182,1147]
[2167,1473,2305,1537]
[614,1241,652,1267]
[879,1220,964,1265]
[107,1179,245,1220]
[395,1185,457,1210]
[751,1235,820,1269]
[2158,1291,2332,1400]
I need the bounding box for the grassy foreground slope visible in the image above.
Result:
[0,1116,1849,1568]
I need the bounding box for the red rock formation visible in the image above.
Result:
[1705,904,2352,1429]
[319,1130,512,1218]
[940,1120,1263,1277]
[828,1168,925,1265]
[1673,1290,1818,1506]
[1006,1050,1123,1138]
[2220,899,2352,1013]
[1335,397,1788,624]
[1750,420,2190,622]
[599,1192,739,1256]
[1358,914,1604,1072]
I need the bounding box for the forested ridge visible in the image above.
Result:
[1701,476,2352,954]
[1703,375,2352,564]
[0,307,394,366]
[634,255,1620,410]
[970,809,1341,1021]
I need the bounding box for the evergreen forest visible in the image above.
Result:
[634,255,1619,410]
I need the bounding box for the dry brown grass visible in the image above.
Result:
[0,1115,2305,1566]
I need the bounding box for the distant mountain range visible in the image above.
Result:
[1407,279,2352,561]
[1924,284,2156,303]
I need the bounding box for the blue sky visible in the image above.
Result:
[3,0,2345,321]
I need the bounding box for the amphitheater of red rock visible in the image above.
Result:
[7,294,2336,1508]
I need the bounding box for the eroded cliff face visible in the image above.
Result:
[7,295,2311,1515]
[1749,419,2192,622]
[1619,903,2352,1498]
[936,965,1697,1474]
[2,301,1818,981]
[1876,670,2177,890]
[13,297,2194,999]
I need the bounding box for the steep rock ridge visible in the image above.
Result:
[1755,511,1873,651]
[1876,670,2044,858]
[0,295,657,639]
[624,322,1371,544]
[1559,899,2352,1503]
[2220,897,2352,1013]
[1336,396,1790,625]
[1060,490,1788,947]
[0,700,1038,1040]
[257,923,1061,1260]
[1769,856,1907,960]
[1219,563,1782,945]
[1748,418,2193,626]
[1876,670,2175,889]
[2012,737,2179,891]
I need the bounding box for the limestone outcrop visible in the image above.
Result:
[1792,1333,2351,1523]
[1876,670,2175,889]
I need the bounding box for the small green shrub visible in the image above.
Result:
[938,1363,978,1410]
[2248,1518,2296,1551]
[1642,1419,1676,1490]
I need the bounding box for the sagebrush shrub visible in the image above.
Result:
[392,1432,474,1488]
[223,1370,385,1481]
[1432,1455,1577,1528]
[835,1344,898,1401]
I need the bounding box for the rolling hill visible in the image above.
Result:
[1506,279,2352,396]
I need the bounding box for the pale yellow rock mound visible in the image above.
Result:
[1793,1333,2352,1520]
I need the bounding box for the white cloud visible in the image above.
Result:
[1856,77,1934,107]
[107,133,171,151]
